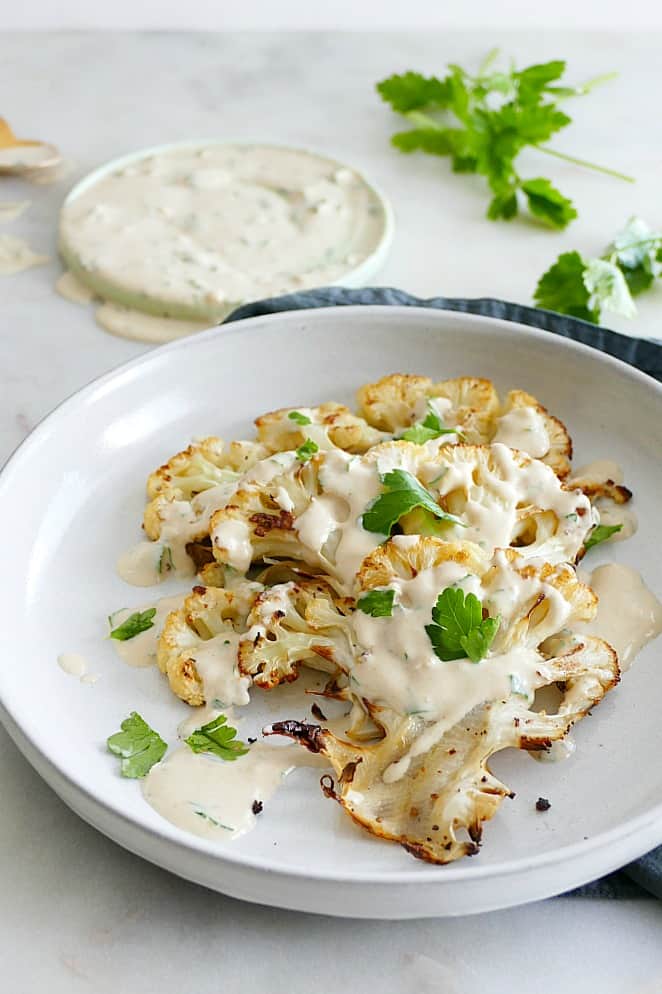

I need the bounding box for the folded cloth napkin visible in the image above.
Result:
[225,286,662,900]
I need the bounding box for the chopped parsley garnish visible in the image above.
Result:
[185,713,249,761]
[295,438,319,463]
[584,522,622,551]
[509,673,529,698]
[362,469,464,535]
[357,589,396,617]
[158,546,174,575]
[109,608,156,641]
[288,410,312,426]
[426,587,500,663]
[400,405,459,444]
[107,712,167,778]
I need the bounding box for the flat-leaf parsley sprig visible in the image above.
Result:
[426,587,500,664]
[376,50,632,230]
[534,216,662,324]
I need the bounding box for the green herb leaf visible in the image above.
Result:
[533,250,599,322]
[357,589,396,617]
[377,72,453,113]
[521,178,577,229]
[158,546,173,575]
[362,469,465,535]
[296,438,319,462]
[425,587,500,663]
[109,608,156,641]
[583,259,636,319]
[584,523,622,551]
[288,410,312,425]
[377,53,623,228]
[621,262,654,297]
[107,712,167,778]
[400,406,459,444]
[185,713,249,761]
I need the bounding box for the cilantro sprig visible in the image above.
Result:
[362,469,464,535]
[534,216,662,324]
[584,523,622,552]
[109,608,156,641]
[377,52,631,229]
[107,712,167,778]
[400,405,459,444]
[357,589,395,617]
[425,587,500,663]
[185,713,249,761]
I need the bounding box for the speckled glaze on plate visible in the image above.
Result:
[0,306,661,918]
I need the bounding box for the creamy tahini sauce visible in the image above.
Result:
[117,541,176,587]
[577,564,662,671]
[420,443,592,562]
[493,406,550,459]
[57,652,88,678]
[349,543,571,781]
[110,594,185,667]
[55,270,95,304]
[0,234,49,275]
[59,144,388,338]
[190,631,251,707]
[95,301,211,343]
[142,742,325,840]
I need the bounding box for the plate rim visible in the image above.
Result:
[1,304,661,893]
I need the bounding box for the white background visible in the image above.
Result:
[7,0,662,30]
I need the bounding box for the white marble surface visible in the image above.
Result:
[1,31,662,992]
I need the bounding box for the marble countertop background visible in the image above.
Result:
[2,31,662,993]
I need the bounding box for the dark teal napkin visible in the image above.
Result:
[225,286,662,900]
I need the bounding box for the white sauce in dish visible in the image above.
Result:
[142,742,325,840]
[59,143,389,339]
[577,564,662,671]
[189,631,250,708]
[0,234,49,275]
[493,406,550,459]
[110,594,185,667]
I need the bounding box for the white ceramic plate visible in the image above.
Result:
[1,306,661,919]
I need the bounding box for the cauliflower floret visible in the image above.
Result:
[270,633,618,864]
[157,581,261,706]
[492,390,572,478]
[238,579,354,688]
[271,536,618,864]
[255,402,387,454]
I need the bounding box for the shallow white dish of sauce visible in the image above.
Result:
[0,306,661,919]
[58,141,394,338]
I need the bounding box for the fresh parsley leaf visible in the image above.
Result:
[296,438,319,462]
[583,259,636,319]
[185,713,249,761]
[357,589,395,617]
[400,406,458,444]
[584,523,622,551]
[621,262,655,297]
[109,608,156,641]
[362,469,465,535]
[288,410,312,425]
[425,587,500,663]
[377,72,453,113]
[377,53,626,228]
[521,178,577,229]
[533,250,599,322]
[107,712,167,778]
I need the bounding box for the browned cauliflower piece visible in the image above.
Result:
[255,402,387,454]
[238,579,354,689]
[157,581,261,706]
[269,536,619,864]
[492,389,572,478]
[269,634,618,864]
